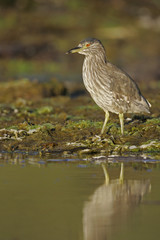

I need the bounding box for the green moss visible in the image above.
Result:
[0,91,159,157]
[7,125,18,130]
[62,120,102,131]
[0,59,60,77]
[66,115,84,120]
[36,106,53,115]
[146,118,160,124]
[0,116,14,122]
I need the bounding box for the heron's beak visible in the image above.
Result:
[66,46,83,54]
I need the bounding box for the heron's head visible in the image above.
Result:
[66,38,105,56]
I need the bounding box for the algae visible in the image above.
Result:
[0,79,159,158]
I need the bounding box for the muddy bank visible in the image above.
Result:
[0,79,159,159]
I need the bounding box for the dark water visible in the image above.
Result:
[0,153,159,240]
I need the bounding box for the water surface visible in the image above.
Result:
[0,153,159,240]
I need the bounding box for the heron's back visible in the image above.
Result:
[83,55,150,114]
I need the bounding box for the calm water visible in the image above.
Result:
[0,153,159,240]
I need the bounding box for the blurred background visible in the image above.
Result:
[0,0,159,91]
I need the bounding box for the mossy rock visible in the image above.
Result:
[0,78,66,103]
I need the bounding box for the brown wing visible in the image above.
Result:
[105,62,150,113]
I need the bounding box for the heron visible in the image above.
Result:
[66,38,151,135]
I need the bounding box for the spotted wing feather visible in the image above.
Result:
[105,62,150,114]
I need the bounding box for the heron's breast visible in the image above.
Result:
[82,61,113,110]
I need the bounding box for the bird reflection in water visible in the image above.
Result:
[83,163,151,240]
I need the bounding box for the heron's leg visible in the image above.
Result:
[101,164,109,185]
[119,113,124,135]
[119,163,124,184]
[100,111,109,135]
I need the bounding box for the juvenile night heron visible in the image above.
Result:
[66,38,151,135]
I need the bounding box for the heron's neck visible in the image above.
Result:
[83,51,107,84]
[85,51,107,66]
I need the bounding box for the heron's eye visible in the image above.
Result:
[86,43,90,47]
